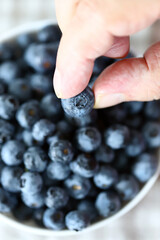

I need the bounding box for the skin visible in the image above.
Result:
[54,0,160,108]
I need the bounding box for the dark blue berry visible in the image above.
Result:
[43,208,65,230]
[132,153,158,182]
[12,203,33,221]
[1,166,23,193]
[61,87,94,118]
[47,161,70,181]
[104,124,130,149]
[0,119,15,144]
[95,191,121,217]
[22,130,40,147]
[0,187,18,213]
[125,131,146,157]
[9,79,32,101]
[0,94,19,120]
[144,101,160,120]
[17,33,36,48]
[143,122,160,148]
[38,24,61,43]
[48,140,73,163]
[24,146,48,172]
[32,119,56,143]
[16,100,41,128]
[75,127,101,152]
[70,153,99,178]
[20,171,43,194]
[0,61,21,84]
[21,191,45,208]
[93,166,118,189]
[64,174,91,199]
[95,145,115,163]
[65,210,90,231]
[0,81,6,95]
[56,120,74,135]
[113,150,129,172]
[24,43,57,73]
[45,187,69,209]
[77,200,98,221]
[115,174,139,201]
[1,140,25,166]
[46,132,64,145]
[40,93,62,120]
[33,208,45,226]
[29,74,53,96]
[93,56,115,75]
[123,101,144,115]
[0,43,14,61]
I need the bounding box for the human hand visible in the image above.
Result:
[54,0,160,108]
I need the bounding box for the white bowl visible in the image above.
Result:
[0,20,160,240]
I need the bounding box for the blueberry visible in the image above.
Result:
[29,74,53,96]
[113,150,129,172]
[0,187,18,213]
[16,100,41,128]
[9,79,32,101]
[48,140,74,163]
[20,171,43,194]
[43,208,65,230]
[144,101,160,120]
[93,166,118,189]
[24,146,48,172]
[1,140,25,166]
[47,161,70,181]
[46,132,64,145]
[56,120,74,135]
[32,119,56,143]
[0,119,15,144]
[33,207,45,226]
[93,56,115,75]
[0,43,14,61]
[103,104,127,123]
[0,161,4,183]
[95,191,121,217]
[61,86,94,118]
[17,33,36,48]
[70,153,99,178]
[75,127,101,152]
[88,74,97,88]
[104,124,130,149]
[22,130,40,147]
[21,191,45,208]
[40,93,62,120]
[115,174,139,201]
[38,24,62,43]
[0,61,21,84]
[77,200,98,221]
[0,94,19,120]
[24,43,58,73]
[125,131,146,157]
[123,101,144,115]
[95,145,115,163]
[66,109,98,127]
[132,153,158,182]
[12,203,33,221]
[65,210,90,231]
[124,115,142,128]
[1,166,23,193]
[64,174,91,199]
[45,187,69,209]
[143,122,160,148]
[0,81,6,95]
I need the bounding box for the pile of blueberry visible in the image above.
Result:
[0,24,159,232]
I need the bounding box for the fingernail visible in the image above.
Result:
[53,68,62,98]
[94,93,126,108]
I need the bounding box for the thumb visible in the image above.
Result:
[93,42,160,108]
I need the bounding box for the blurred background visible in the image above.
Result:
[0,0,160,240]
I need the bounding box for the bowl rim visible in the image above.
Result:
[0,20,160,237]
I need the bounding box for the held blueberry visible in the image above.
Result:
[1,166,23,193]
[61,86,94,118]
[1,140,25,166]
[45,187,69,209]
[32,119,56,143]
[104,124,130,149]
[75,127,101,152]
[115,174,140,201]
[48,140,74,163]
[64,174,91,199]
[20,171,43,194]
[65,210,90,231]
[24,146,48,172]
[70,153,99,178]
[47,161,70,181]
[43,208,65,230]
[95,191,121,218]
[93,165,118,189]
